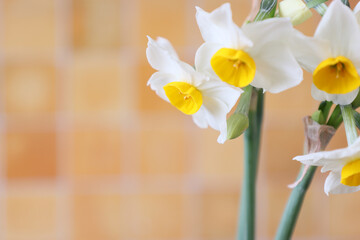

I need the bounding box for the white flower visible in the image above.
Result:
[279,0,312,25]
[292,0,360,105]
[195,3,303,94]
[146,36,241,143]
[294,137,360,195]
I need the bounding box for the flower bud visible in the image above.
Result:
[227,112,249,140]
[279,0,312,25]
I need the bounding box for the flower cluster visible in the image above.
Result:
[147,3,303,143]
[146,0,360,195]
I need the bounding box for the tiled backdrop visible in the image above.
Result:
[0,0,359,239]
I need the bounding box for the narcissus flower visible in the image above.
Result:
[146,36,241,143]
[292,0,360,105]
[294,137,360,195]
[195,3,303,93]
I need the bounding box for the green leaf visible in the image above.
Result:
[317,101,332,123]
[352,91,360,109]
[254,0,277,21]
[327,105,343,129]
[306,0,327,9]
[353,110,360,130]
[311,110,325,124]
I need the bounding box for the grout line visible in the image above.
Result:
[54,0,73,239]
[0,0,8,239]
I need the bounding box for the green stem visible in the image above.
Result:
[275,166,317,240]
[303,0,327,15]
[237,88,264,240]
[341,105,358,145]
[275,107,339,240]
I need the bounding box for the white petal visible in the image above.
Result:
[294,138,360,162]
[147,72,174,102]
[192,108,209,128]
[324,172,342,195]
[191,78,241,142]
[146,36,183,75]
[195,3,252,49]
[289,30,331,73]
[311,84,359,105]
[155,37,179,59]
[315,0,360,60]
[197,79,242,143]
[195,42,222,77]
[199,79,242,110]
[250,42,303,93]
[325,172,360,195]
[242,18,293,54]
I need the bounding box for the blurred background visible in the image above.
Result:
[0,0,359,239]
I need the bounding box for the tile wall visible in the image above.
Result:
[0,0,359,239]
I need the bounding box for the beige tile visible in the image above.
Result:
[3,0,56,56]
[292,181,330,238]
[69,129,122,177]
[4,62,56,115]
[73,0,122,51]
[73,194,134,240]
[266,178,329,237]
[6,130,57,179]
[135,194,185,239]
[6,194,56,239]
[262,129,305,179]
[200,191,239,239]
[265,72,317,112]
[139,0,187,47]
[140,127,188,175]
[329,193,360,237]
[68,54,122,112]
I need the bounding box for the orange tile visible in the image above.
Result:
[139,0,187,47]
[69,129,122,177]
[6,130,57,179]
[4,62,56,115]
[6,194,56,239]
[135,194,185,239]
[73,0,122,51]
[73,194,133,240]
[262,129,305,179]
[329,193,360,238]
[196,129,244,183]
[265,72,317,112]
[140,127,188,175]
[200,191,239,239]
[2,0,56,57]
[293,181,330,237]
[265,176,330,237]
[68,54,122,112]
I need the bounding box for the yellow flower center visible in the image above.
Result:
[210,48,256,88]
[163,82,203,115]
[313,56,360,94]
[341,159,360,186]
